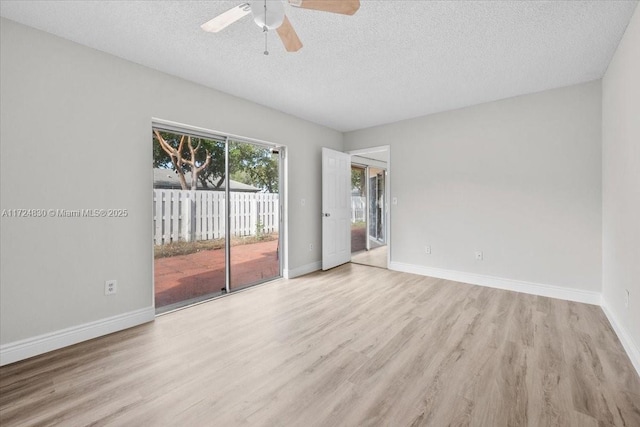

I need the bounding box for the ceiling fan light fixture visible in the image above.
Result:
[251,0,285,30]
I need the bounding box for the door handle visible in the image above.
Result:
[323,213,331,217]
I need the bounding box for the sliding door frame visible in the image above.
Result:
[152,118,285,307]
[224,139,231,293]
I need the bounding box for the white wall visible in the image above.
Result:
[0,19,341,359]
[345,81,603,299]
[602,4,640,371]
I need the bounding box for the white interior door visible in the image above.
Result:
[322,147,351,270]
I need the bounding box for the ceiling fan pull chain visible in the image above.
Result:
[263,0,269,55]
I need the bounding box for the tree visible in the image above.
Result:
[352,167,365,195]
[153,131,279,193]
[229,142,279,192]
[153,130,212,190]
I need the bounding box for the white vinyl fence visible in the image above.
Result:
[153,189,279,245]
[351,196,366,223]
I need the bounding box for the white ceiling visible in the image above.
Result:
[0,1,637,132]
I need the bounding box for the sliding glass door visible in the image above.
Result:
[152,126,282,313]
[369,167,386,245]
[350,165,367,253]
[229,140,281,290]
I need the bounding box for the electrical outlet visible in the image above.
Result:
[301,198,306,207]
[425,245,431,254]
[392,197,398,205]
[105,280,117,296]
[475,251,483,261]
[625,289,630,309]
[309,243,313,251]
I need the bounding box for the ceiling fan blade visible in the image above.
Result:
[201,3,251,33]
[288,0,360,15]
[276,15,303,52]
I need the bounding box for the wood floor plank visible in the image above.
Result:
[1,263,639,426]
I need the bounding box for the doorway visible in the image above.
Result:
[152,123,283,313]
[349,147,390,269]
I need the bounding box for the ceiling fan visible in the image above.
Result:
[201,0,360,54]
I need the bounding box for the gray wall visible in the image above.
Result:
[345,81,603,292]
[0,19,341,345]
[602,5,640,362]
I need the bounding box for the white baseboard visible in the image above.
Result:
[601,300,640,378]
[284,261,322,279]
[0,306,155,366]
[389,262,602,305]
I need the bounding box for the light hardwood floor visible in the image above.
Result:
[1,264,639,426]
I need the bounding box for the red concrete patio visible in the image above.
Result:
[154,239,279,309]
[351,225,366,252]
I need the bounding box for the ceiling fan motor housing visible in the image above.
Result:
[251,0,285,30]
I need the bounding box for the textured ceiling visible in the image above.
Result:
[0,1,637,132]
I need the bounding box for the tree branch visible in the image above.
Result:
[154,130,188,190]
